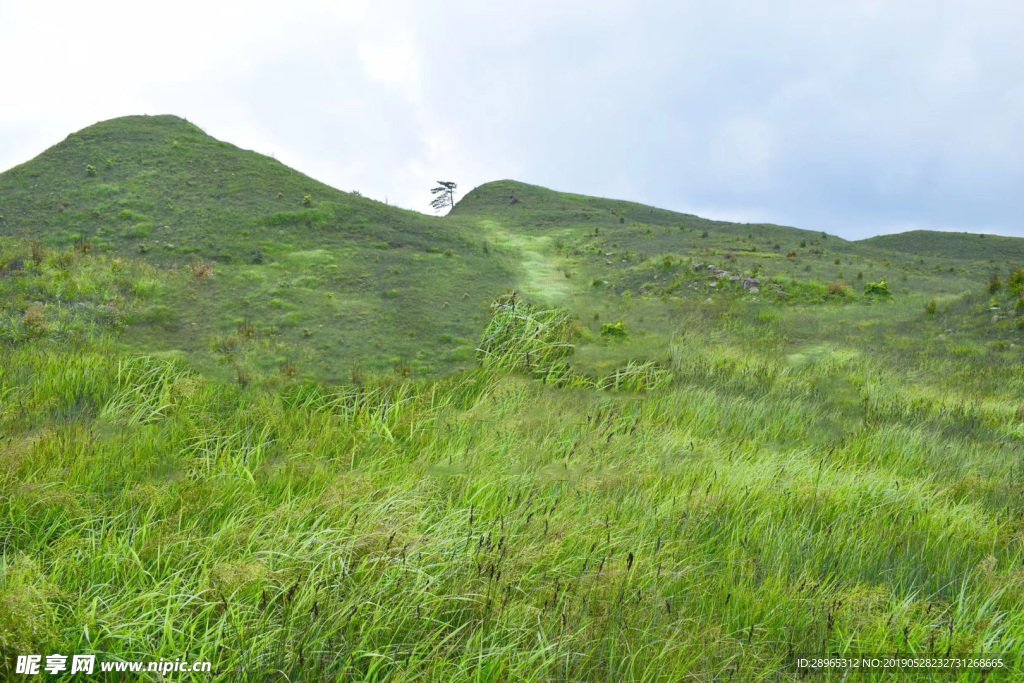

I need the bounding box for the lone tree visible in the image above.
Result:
[430,181,457,214]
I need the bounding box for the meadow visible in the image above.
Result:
[2,116,1024,680]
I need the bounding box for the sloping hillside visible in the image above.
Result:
[3,117,1023,384]
[859,229,1024,263]
[0,115,517,381]
[454,179,849,247]
[0,115,476,262]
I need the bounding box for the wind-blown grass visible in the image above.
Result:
[2,295,1023,680]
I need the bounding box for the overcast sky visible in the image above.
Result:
[2,0,1023,239]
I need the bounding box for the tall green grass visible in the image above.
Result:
[2,293,1023,680]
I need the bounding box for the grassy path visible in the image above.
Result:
[477,219,575,305]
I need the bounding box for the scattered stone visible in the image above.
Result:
[748,286,759,294]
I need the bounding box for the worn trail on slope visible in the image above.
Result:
[478,219,575,306]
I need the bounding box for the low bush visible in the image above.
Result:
[864,279,891,297]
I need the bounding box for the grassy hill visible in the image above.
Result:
[4,119,1023,382]
[861,229,1024,263]
[0,115,519,381]
[3,116,1024,680]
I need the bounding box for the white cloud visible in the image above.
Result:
[3,0,1024,236]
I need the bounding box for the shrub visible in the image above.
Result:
[54,252,74,270]
[786,250,798,258]
[1015,298,1024,314]
[989,273,1002,294]
[85,164,97,176]
[1009,268,1024,289]
[23,305,49,337]
[600,320,628,339]
[926,299,938,315]
[864,279,891,297]
[827,281,848,296]
[476,293,575,381]
[30,242,44,264]
[701,231,709,238]
[302,194,312,206]
[191,261,214,278]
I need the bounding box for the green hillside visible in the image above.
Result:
[0,114,457,260]
[4,119,1023,384]
[861,229,1024,263]
[0,115,517,381]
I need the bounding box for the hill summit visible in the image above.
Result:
[0,114,468,263]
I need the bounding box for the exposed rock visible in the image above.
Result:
[742,277,761,291]
[748,286,759,294]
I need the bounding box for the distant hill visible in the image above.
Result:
[454,179,850,247]
[859,230,1024,264]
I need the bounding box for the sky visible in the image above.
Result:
[2,0,1024,239]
